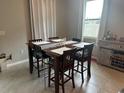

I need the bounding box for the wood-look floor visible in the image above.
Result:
[0,61,124,93]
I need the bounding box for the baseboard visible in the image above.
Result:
[92,56,97,62]
[7,56,97,67]
[7,59,29,67]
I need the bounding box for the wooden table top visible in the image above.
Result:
[43,44,76,57]
[42,41,92,57]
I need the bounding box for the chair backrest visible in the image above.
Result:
[28,38,43,53]
[72,38,81,42]
[83,44,94,61]
[73,44,94,62]
[32,44,41,53]
[29,39,42,42]
[31,43,46,59]
[48,37,59,40]
[60,49,76,71]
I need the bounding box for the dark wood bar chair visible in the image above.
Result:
[73,44,94,83]
[28,39,43,74]
[71,38,81,74]
[32,44,51,77]
[118,89,124,93]
[72,38,81,42]
[29,39,51,77]
[48,49,76,93]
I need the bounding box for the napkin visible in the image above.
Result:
[51,39,64,42]
[64,40,77,45]
[73,42,91,48]
[51,47,71,55]
[32,41,50,45]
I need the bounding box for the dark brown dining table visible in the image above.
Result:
[28,40,92,93]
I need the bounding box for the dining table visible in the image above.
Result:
[28,39,92,93]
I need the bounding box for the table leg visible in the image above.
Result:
[28,45,33,74]
[54,57,60,93]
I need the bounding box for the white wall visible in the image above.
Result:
[56,0,68,38]
[66,0,84,40]
[106,0,124,39]
[56,0,84,40]
[0,0,30,62]
[0,0,83,62]
[95,0,124,59]
[2,0,123,62]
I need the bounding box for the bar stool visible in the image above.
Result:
[48,49,76,93]
[118,89,124,93]
[73,44,94,83]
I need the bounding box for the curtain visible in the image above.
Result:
[29,0,56,40]
[79,0,87,41]
[97,0,111,42]
[95,0,111,59]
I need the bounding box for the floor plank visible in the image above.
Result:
[0,61,124,93]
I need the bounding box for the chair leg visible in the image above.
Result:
[87,60,91,77]
[72,68,75,88]
[48,65,51,87]
[77,61,79,71]
[81,62,84,83]
[41,59,44,67]
[61,73,65,93]
[37,59,40,77]
[43,68,46,88]
[68,69,70,76]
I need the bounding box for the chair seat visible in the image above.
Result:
[74,51,88,62]
[74,51,82,60]
[33,51,50,59]
[42,53,50,59]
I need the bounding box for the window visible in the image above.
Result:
[83,0,104,38]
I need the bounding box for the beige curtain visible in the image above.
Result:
[95,0,111,59]
[30,0,56,40]
[97,0,111,42]
[80,0,87,41]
